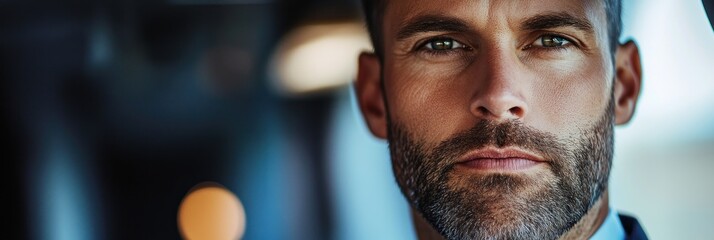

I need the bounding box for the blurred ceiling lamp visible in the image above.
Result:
[178,182,246,240]
[269,21,373,96]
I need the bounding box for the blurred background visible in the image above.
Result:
[4,0,713,239]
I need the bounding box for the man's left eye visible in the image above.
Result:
[532,35,571,48]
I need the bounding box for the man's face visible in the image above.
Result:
[356,0,642,239]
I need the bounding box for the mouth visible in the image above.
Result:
[455,147,546,172]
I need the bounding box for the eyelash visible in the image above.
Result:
[415,33,577,49]
[415,32,579,61]
[415,37,472,56]
[525,33,578,52]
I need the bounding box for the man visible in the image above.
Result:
[354,0,647,239]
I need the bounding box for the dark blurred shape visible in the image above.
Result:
[704,0,714,31]
[201,46,254,95]
[5,0,362,239]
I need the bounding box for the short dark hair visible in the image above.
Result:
[361,0,622,60]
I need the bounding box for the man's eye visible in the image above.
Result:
[423,38,466,50]
[532,35,571,48]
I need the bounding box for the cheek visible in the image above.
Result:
[384,60,473,144]
[529,55,612,135]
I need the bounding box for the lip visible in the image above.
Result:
[456,147,546,171]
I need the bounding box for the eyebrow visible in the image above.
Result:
[520,12,594,33]
[396,15,472,41]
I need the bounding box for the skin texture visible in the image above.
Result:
[355,0,642,239]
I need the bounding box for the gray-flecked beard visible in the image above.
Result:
[387,101,613,240]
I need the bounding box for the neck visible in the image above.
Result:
[558,190,610,240]
[411,190,611,240]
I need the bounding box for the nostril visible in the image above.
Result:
[471,104,526,119]
[509,107,524,117]
[477,106,490,115]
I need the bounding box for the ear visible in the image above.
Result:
[355,52,388,139]
[613,40,642,125]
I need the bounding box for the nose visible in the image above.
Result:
[469,49,529,121]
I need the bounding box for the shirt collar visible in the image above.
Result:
[590,207,626,240]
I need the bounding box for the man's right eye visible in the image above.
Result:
[422,38,467,51]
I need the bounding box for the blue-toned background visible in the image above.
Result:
[5,0,713,239]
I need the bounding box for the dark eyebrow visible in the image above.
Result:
[396,15,471,41]
[520,12,594,33]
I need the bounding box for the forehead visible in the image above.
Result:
[383,0,607,37]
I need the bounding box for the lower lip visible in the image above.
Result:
[457,158,542,171]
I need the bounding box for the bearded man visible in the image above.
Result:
[354,0,647,239]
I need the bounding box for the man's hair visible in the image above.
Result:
[361,0,622,59]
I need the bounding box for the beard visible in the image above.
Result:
[387,100,614,240]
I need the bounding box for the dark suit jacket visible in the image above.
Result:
[619,214,648,240]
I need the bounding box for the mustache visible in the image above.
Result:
[428,120,569,165]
